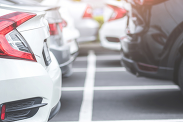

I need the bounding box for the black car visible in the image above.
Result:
[120,0,183,91]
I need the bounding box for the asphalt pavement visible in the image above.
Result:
[50,43,183,122]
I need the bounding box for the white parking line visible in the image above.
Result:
[73,67,126,72]
[79,50,96,122]
[51,119,183,122]
[94,120,183,122]
[76,55,120,61]
[62,85,179,91]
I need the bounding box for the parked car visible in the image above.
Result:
[41,0,80,54]
[1,0,78,77]
[100,0,135,50]
[58,4,80,55]
[46,6,76,77]
[120,0,183,91]
[58,0,99,43]
[0,5,61,122]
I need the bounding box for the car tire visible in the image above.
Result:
[178,58,183,94]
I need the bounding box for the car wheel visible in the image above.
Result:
[178,58,183,94]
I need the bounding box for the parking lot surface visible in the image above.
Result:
[51,43,183,122]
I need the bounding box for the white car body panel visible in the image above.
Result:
[0,6,62,122]
[0,52,61,122]
[100,16,128,50]
[59,0,99,43]
[1,2,77,76]
[100,0,135,50]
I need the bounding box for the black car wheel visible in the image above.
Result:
[178,58,183,94]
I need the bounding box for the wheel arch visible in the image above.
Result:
[166,21,183,84]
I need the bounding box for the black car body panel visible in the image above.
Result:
[121,0,183,82]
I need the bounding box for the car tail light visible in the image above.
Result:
[1,104,6,120]
[49,22,63,46]
[83,5,93,18]
[49,23,58,35]
[107,4,127,22]
[0,12,36,61]
[49,18,67,35]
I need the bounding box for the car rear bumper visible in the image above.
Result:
[99,23,125,50]
[50,43,79,77]
[76,19,99,42]
[0,53,61,122]
[60,51,79,77]
[121,54,173,80]
[68,39,79,55]
[50,44,71,75]
[120,37,174,80]
[48,101,61,121]
[100,34,121,50]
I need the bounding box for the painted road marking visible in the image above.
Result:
[73,67,126,72]
[51,119,183,122]
[76,55,120,61]
[62,85,179,91]
[79,50,96,122]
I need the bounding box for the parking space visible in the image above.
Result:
[93,90,183,121]
[95,72,174,87]
[62,73,86,87]
[51,91,83,121]
[51,43,183,122]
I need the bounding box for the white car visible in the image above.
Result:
[0,5,61,122]
[1,0,79,77]
[99,0,135,50]
[46,7,77,77]
[41,0,80,55]
[59,0,99,43]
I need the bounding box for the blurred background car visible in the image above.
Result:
[120,0,183,90]
[1,0,79,77]
[41,0,80,55]
[99,0,135,50]
[0,5,61,122]
[46,6,76,77]
[59,0,100,43]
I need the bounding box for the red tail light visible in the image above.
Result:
[49,23,58,35]
[107,4,127,22]
[49,18,67,35]
[1,104,6,120]
[83,5,93,18]
[0,12,36,61]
